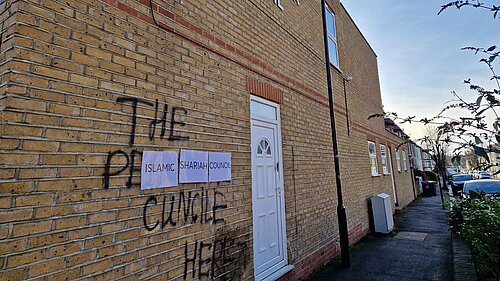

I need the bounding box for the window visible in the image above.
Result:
[380,144,389,174]
[402,151,408,171]
[408,143,414,156]
[257,139,272,156]
[396,149,402,172]
[368,141,378,176]
[325,6,339,67]
[251,100,277,120]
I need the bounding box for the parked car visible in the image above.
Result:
[446,168,458,180]
[450,174,474,196]
[461,179,500,199]
[478,171,491,179]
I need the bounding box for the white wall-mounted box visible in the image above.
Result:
[371,193,394,233]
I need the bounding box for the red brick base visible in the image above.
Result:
[280,239,339,281]
[280,224,370,280]
[348,224,370,245]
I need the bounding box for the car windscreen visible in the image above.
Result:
[453,175,473,181]
[463,182,500,195]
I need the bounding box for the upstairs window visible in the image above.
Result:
[402,151,408,171]
[396,149,402,172]
[325,6,339,67]
[380,144,389,175]
[368,141,378,176]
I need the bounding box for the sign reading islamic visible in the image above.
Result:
[141,151,178,190]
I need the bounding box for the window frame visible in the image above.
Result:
[368,141,379,176]
[274,0,284,10]
[325,6,339,68]
[402,150,408,171]
[380,144,389,175]
[396,149,402,172]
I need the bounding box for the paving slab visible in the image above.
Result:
[307,195,453,281]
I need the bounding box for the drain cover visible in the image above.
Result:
[394,231,428,241]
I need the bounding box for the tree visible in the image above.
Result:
[373,1,500,174]
[438,1,500,19]
[462,148,480,169]
[422,127,450,205]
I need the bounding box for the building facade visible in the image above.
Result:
[383,118,417,209]
[422,150,435,172]
[0,0,415,280]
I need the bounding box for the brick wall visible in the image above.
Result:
[0,0,415,280]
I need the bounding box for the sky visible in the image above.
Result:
[341,1,499,139]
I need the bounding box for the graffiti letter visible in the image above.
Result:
[143,196,159,231]
[191,192,199,224]
[148,99,160,140]
[169,106,189,141]
[159,102,169,139]
[116,97,154,147]
[178,191,192,224]
[103,150,129,189]
[161,195,177,228]
[184,241,198,279]
[212,191,228,224]
[126,149,142,188]
[198,241,212,278]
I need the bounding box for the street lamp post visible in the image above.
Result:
[321,0,350,267]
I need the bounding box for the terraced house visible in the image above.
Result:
[0,0,416,280]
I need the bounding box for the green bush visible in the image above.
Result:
[449,196,500,280]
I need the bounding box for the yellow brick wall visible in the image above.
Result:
[0,0,415,280]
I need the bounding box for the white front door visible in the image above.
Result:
[250,96,288,280]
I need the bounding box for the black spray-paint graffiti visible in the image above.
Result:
[142,188,227,231]
[103,149,141,189]
[117,97,189,147]
[101,97,247,280]
[184,228,249,280]
[102,97,189,189]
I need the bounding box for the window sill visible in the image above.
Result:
[330,62,342,74]
[371,174,381,177]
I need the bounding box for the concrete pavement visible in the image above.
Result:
[308,195,453,281]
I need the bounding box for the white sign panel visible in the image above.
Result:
[141,151,178,190]
[179,149,208,183]
[209,152,231,182]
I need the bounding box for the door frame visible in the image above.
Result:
[250,95,291,281]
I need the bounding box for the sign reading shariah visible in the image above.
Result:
[179,149,209,183]
[141,151,178,190]
[208,152,231,182]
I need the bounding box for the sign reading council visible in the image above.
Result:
[208,152,231,182]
